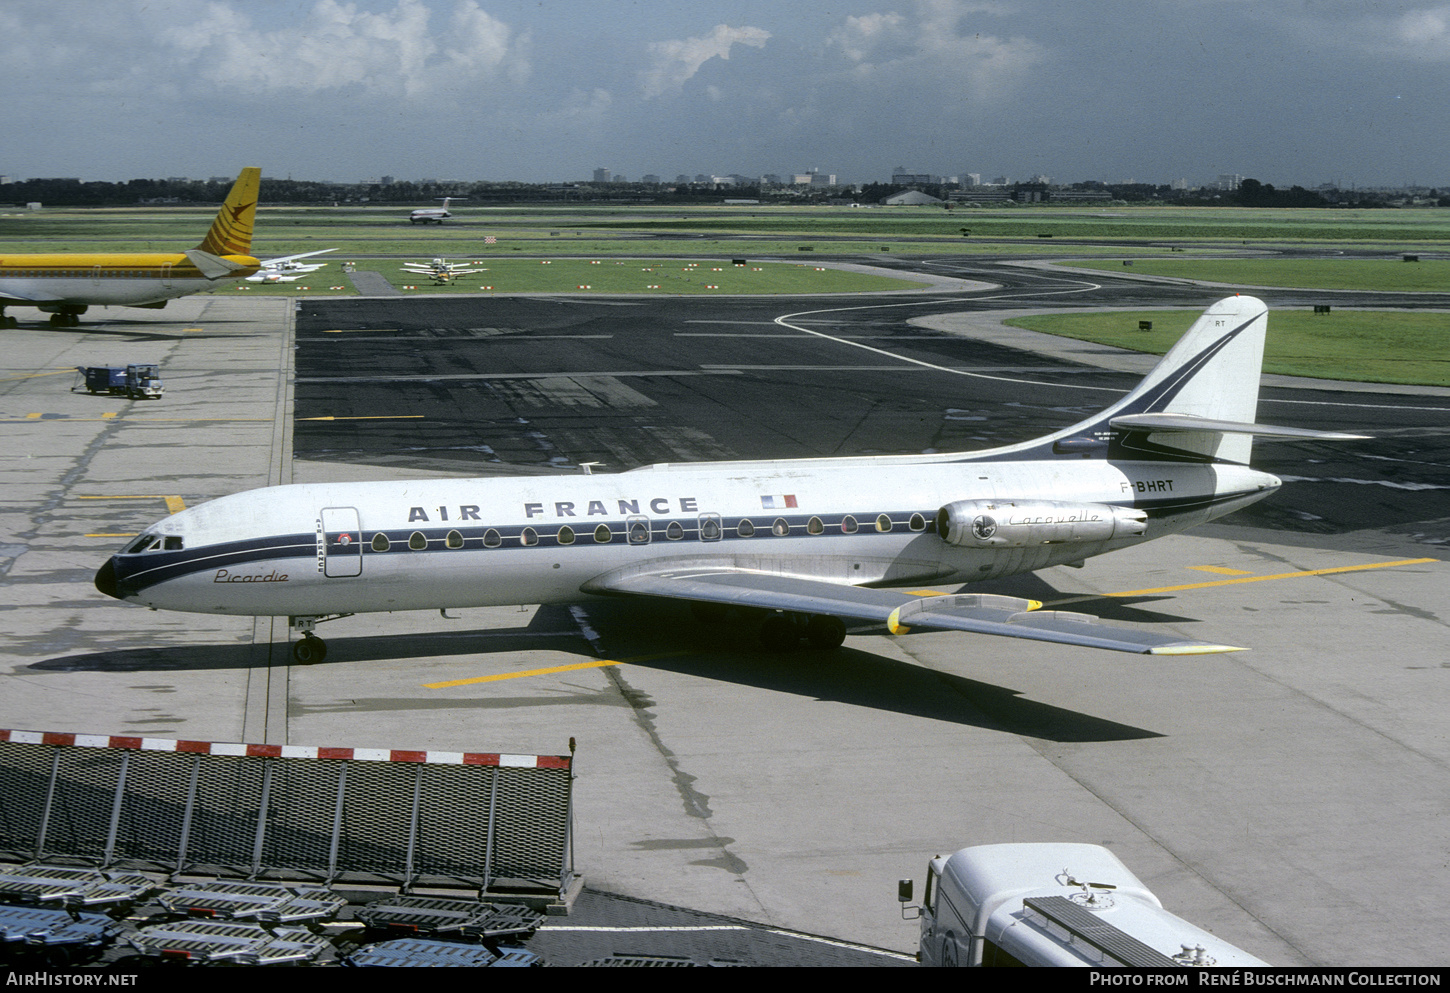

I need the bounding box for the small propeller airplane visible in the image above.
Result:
[245,249,337,283]
[408,198,464,224]
[400,258,487,284]
[95,295,1368,665]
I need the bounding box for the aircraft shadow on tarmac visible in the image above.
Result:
[32,582,1180,742]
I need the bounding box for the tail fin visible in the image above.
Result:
[195,167,260,257]
[1106,294,1268,462]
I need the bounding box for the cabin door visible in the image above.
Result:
[320,506,363,578]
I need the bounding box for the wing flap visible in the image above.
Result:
[585,567,1243,656]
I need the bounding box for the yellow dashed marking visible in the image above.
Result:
[76,494,188,514]
[296,415,425,422]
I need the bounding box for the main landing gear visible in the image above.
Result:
[288,614,352,664]
[44,306,88,327]
[761,612,848,651]
[691,602,847,652]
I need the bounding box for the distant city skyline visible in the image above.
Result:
[3,1,1448,190]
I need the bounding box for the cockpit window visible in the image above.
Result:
[122,534,155,554]
[123,533,181,554]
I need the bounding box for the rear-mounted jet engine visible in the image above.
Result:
[936,499,1147,548]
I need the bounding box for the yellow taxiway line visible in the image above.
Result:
[425,652,682,689]
[1046,557,1437,607]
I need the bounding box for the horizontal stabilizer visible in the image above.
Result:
[183,250,250,280]
[585,566,1244,656]
[1111,412,1368,441]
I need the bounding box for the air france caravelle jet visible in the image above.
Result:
[95,295,1365,664]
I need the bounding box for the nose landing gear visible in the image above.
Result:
[288,614,352,664]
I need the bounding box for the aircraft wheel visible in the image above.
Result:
[292,636,327,665]
[760,614,801,652]
[50,313,67,326]
[805,615,847,650]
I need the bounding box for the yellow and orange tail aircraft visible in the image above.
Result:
[0,167,262,328]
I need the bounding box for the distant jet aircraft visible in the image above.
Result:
[409,197,464,224]
[96,296,1367,665]
[0,168,262,327]
[245,249,337,283]
[400,257,486,284]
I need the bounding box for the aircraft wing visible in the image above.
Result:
[261,249,337,266]
[582,567,1244,655]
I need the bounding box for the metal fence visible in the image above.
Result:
[0,731,574,899]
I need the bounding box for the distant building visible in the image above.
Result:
[883,190,942,205]
[792,170,837,187]
[1215,174,1243,191]
[592,167,610,183]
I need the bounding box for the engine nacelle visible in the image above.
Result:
[936,499,1147,548]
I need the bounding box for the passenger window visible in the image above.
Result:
[737,519,755,537]
[699,514,721,541]
[521,527,539,546]
[627,517,650,544]
[594,524,612,543]
[409,531,428,550]
[557,525,576,545]
[841,515,858,534]
[807,517,824,535]
[909,513,926,532]
[771,517,789,536]
[446,530,464,549]
[483,528,502,548]
[371,533,390,552]
[665,521,684,541]
[875,514,893,533]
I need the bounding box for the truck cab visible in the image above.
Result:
[901,843,1267,967]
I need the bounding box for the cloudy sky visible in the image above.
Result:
[4,0,1447,188]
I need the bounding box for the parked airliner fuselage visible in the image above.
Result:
[97,457,1279,619]
[98,295,1358,663]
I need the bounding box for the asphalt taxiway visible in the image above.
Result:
[2,274,1447,966]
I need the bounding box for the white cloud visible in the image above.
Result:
[641,24,771,98]
[824,1,1044,101]
[162,0,528,99]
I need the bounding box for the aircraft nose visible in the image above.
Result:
[94,558,121,600]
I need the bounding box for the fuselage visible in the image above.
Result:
[96,456,1281,618]
[0,251,261,308]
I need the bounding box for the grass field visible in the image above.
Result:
[1005,309,1450,387]
[1058,258,1450,292]
[226,258,931,296]
[7,202,1450,258]
[6,200,1449,384]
